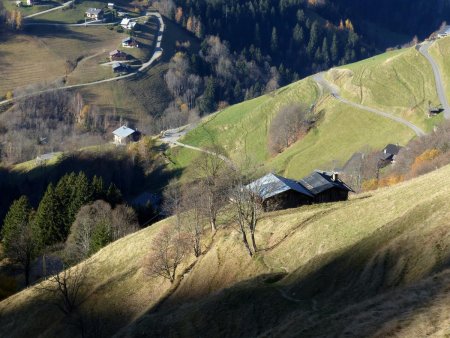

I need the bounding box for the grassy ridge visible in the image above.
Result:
[327,46,442,131]
[3,162,450,336]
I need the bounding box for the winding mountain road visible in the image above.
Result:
[418,41,450,119]
[312,73,425,137]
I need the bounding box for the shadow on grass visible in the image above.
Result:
[23,25,100,42]
[120,197,450,337]
[2,185,450,336]
[0,148,183,223]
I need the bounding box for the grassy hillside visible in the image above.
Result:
[327,46,442,131]
[169,74,415,179]
[168,44,449,179]
[3,162,450,336]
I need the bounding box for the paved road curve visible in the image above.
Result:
[418,41,450,119]
[24,0,74,19]
[312,73,425,137]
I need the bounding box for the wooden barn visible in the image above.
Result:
[246,173,314,211]
[299,170,353,203]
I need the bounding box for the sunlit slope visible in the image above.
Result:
[327,46,442,131]
[3,163,450,337]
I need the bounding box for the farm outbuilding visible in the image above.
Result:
[109,50,127,61]
[247,173,314,211]
[113,125,137,145]
[299,170,353,203]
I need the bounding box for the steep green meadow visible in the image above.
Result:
[169,44,445,179]
[2,161,450,337]
[327,46,441,131]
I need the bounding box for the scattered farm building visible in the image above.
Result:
[121,18,137,30]
[109,50,127,61]
[111,62,128,73]
[299,170,353,203]
[113,125,138,145]
[380,143,402,163]
[247,173,314,211]
[85,8,103,20]
[107,2,114,9]
[122,37,138,48]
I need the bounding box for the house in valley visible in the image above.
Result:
[299,170,353,203]
[112,125,138,145]
[247,173,314,211]
[109,50,127,61]
[111,62,128,73]
[120,18,137,30]
[85,8,103,20]
[122,37,138,48]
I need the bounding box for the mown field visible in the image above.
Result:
[168,72,416,179]
[0,26,129,94]
[327,46,442,132]
[2,160,450,337]
[1,0,56,16]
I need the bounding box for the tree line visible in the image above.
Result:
[1,172,132,286]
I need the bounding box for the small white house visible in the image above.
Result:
[120,18,136,30]
[113,125,136,145]
[107,2,114,9]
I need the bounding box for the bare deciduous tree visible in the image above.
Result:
[39,264,88,315]
[143,226,189,283]
[181,184,205,257]
[189,146,232,233]
[229,170,265,256]
[268,103,313,154]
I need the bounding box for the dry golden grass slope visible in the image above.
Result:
[2,164,450,337]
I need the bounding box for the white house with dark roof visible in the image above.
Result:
[85,8,103,20]
[113,125,136,145]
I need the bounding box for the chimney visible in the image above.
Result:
[332,172,338,181]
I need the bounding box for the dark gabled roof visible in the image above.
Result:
[383,144,402,156]
[380,152,394,161]
[86,7,103,15]
[299,170,353,195]
[246,173,314,200]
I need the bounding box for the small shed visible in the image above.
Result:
[380,143,402,163]
[122,37,138,48]
[107,2,114,9]
[299,170,353,203]
[109,49,127,61]
[246,173,314,211]
[111,62,126,73]
[85,8,103,20]
[113,125,136,145]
